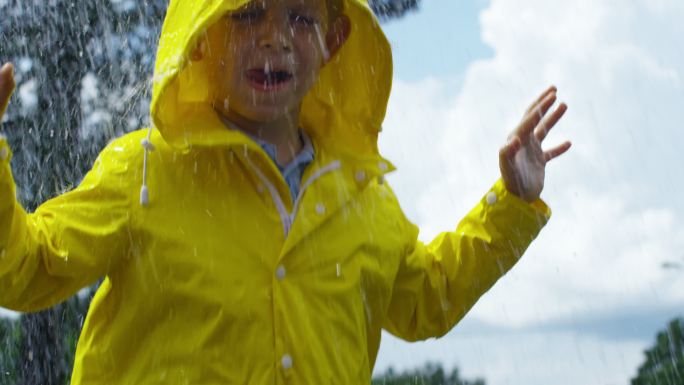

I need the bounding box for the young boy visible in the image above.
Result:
[0,0,571,383]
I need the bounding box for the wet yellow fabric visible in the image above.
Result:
[0,0,551,384]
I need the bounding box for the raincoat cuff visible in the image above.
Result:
[487,179,551,222]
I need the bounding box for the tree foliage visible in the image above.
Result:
[370,0,420,20]
[632,317,684,385]
[0,318,20,385]
[1,0,166,382]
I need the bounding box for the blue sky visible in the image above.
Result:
[375,0,684,384]
[382,0,492,82]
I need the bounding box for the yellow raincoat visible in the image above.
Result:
[0,0,551,383]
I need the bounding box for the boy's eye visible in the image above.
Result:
[290,12,317,27]
[230,9,262,23]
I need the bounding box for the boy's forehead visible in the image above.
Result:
[237,0,341,23]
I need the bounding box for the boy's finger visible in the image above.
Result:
[518,93,556,139]
[535,103,568,142]
[525,85,556,115]
[0,62,14,87]
[544,141,572,162]
[0,63,16,118]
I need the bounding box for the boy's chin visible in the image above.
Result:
[227,105,299,125]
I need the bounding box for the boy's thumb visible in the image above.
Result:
[1,62,13,76]
[1,63,16,89]
[1,63,16,119]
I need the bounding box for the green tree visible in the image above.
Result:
[0,317,20,385]
[370,0,420,20]
[1,1,166,382]
[373,362,486,385]
[632,317,684,385]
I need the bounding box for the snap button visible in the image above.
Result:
[140,138,155,151]
[486,191,497,205]
[276,265,286,280]
[378,161,388,171]
[315,203,326,215]
[281,354,293,370]
[355,170,366,182]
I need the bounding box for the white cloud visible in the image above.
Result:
[379,0,684,383]
[472,187,684,328]
[381,0,684,330]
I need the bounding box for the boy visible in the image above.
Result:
[0,0,571,383]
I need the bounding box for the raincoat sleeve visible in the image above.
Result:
[0,135,133,312]
[384,179,550,341]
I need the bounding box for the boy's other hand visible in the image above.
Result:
[499,86,571,202]
[0,62,16,124]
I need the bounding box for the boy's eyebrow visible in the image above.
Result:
[223,4,265,21]
[232,1,264,12]
[287,2,326,18]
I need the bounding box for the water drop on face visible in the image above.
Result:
[224,98,229,110]
[314,24,330,62]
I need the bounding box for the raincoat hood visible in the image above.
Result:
[150,0,392,157]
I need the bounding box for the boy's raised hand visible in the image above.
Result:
[499,86,571,202]
[0,63,16,124]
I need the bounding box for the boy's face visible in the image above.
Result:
[204,0,340,124]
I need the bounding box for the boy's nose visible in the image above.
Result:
[258,35,292,52]
[257,17,293,52]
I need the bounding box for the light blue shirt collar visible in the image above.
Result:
[250,131,315,201]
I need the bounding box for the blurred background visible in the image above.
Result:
[1,0,682,384]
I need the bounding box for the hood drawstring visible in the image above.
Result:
[140,126,156,207]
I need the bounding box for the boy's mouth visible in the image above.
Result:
[246,68,293,91]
